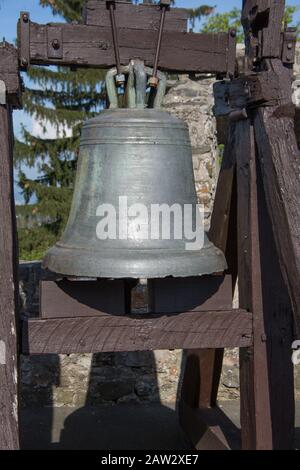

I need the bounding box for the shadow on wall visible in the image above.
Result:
[19,264,187,450]
[20,352,188,450]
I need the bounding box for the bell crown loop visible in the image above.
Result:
[105,61,167,110]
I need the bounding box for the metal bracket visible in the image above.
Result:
[281,28,297,66]
[19,11,30,69]
[0,80,6,105]
[214,63,294,121]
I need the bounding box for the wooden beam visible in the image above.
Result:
[18,19,236,75]
[148,275,232,314]
[22,309,253,355]
[253,60,300,336]
[40,279,127,319]
[242,0,285,63]
[0,103,20,449]
[83,0,188,32]
[236,118,294,450]
[236,118,273,450]
[255,152,295,450]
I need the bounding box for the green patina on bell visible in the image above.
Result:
[43,63,227,278]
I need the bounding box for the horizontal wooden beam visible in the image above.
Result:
[83,0,188,32]
[22,309,253,355]
[18,17,236,75]
[149,275,232,314]
[40,279,128,318]
[41,275,232,319]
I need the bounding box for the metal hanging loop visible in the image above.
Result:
[106,62,167,109]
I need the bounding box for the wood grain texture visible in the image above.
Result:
[237,119,294,449]
[148,275,232,314]
[255,152,294,450]
[83,1,188,32]
[19,21,235,74]
[236,119,273,450]
[40,279,127,318]
[242,0,285,60]
[22,309,253,355]
[0,105,20,449]
[253,61,300,336]
[0,42,22,108]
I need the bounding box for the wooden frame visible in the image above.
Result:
[17,8,236,75]
[0,0,299,450]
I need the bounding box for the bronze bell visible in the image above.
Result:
[43,63,227,278]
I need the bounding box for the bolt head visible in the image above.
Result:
[230,29,237,38]
[52,39,60,50]
[22,14,29,23]
[20,58,28,67]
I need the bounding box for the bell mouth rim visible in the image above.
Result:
[43,243,227,279]
[54,241,222,253]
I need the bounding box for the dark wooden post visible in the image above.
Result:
[0,99,20,449]
[242,0,300,336]
[0,41,22,450]
[253,64,300,337]
[236,0,296,449]
[236,119,273,449]
[237,118,294,450]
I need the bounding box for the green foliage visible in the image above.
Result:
[15,0,234,261]
[201,5,300,42]
[39,0,83,22]
[16,0,107,260]
[187,5,215,30]
[201,7,243,42]
[284,5,300,28]
[18,226,58,261]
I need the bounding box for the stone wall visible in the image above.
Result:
[19,46,300,407]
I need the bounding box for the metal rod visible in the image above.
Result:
[107,1,125,85]
[150,1,169,88]
[154,9,166,78]
[153,7,166,76]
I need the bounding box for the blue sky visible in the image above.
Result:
[0,0,299,202]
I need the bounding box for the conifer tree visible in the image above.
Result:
[16,0,213,260]
[15,1,106,259]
